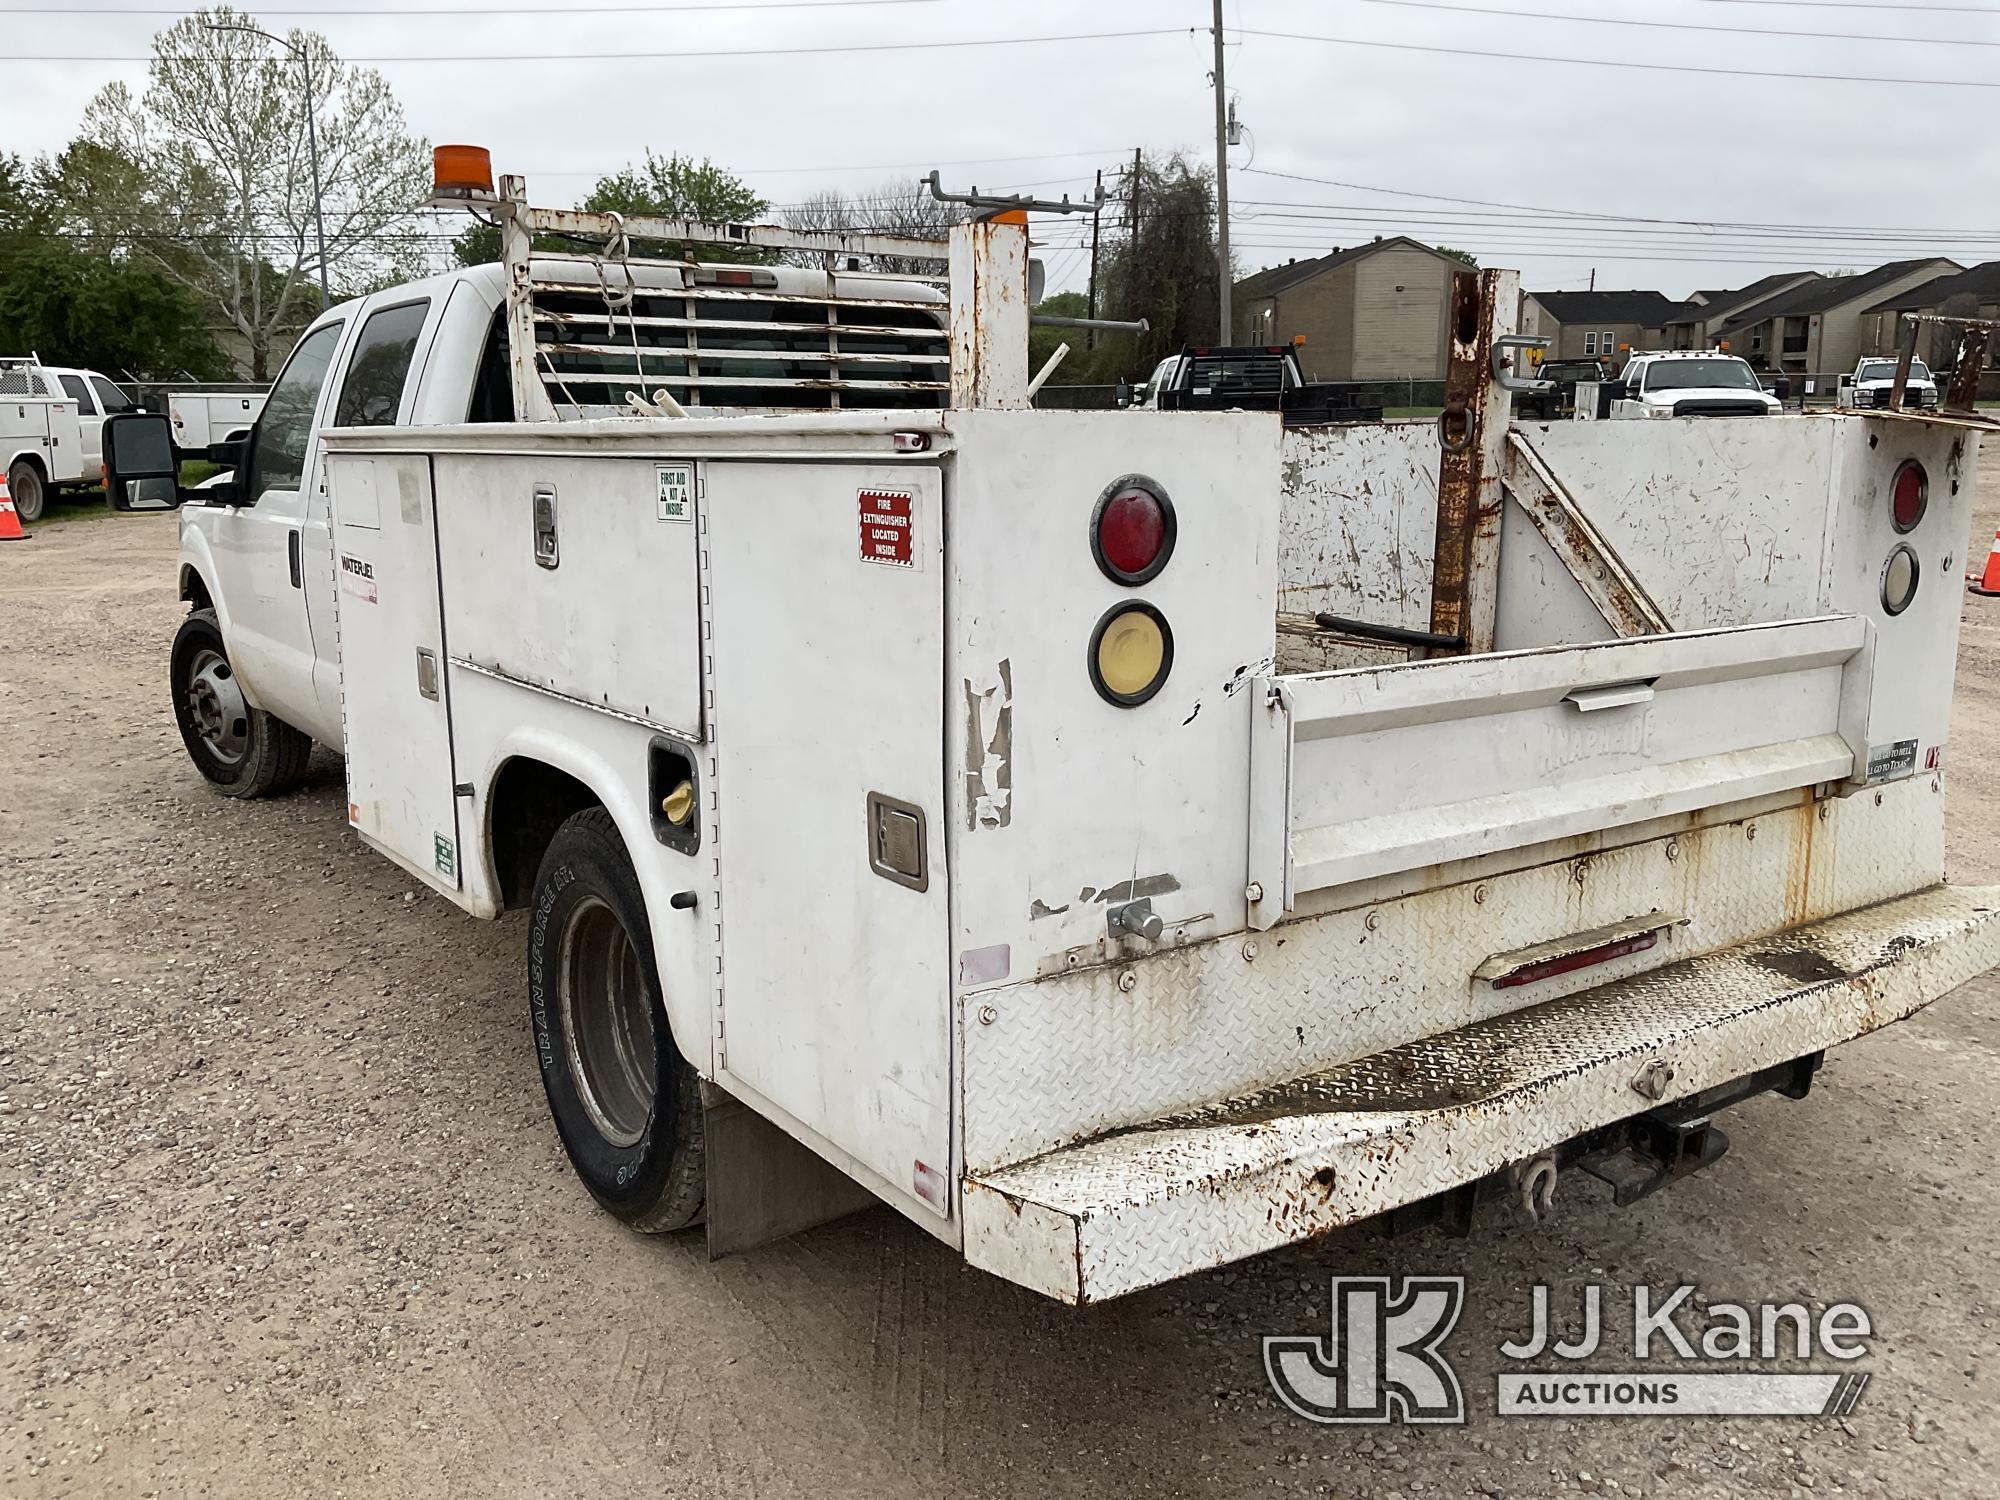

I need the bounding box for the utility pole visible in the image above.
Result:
[1086,166,1104,350]
[1588,267,1596,292]
[1211,0,1231,344]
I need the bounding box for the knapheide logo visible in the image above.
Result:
[1263,1276,1466,1425]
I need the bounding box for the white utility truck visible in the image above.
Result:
[102,154,2000,1304]
[0,359,87,521]
[1839,356,1940,411]
[167,387,267,455]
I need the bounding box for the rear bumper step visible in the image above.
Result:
[962,884,2000,1304]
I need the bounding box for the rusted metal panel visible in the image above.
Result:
[947,219,1032,409]
[962,880,2000,1302]
[1427,268,1516,654]
[524,204,947,264]
[1502,430,1672,637]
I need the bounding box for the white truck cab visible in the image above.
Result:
[1839,356,1939,411]
[1609,351,1782,419]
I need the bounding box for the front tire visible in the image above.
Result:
[169,608,313,797]
[529,807,704,1232]
[8,461,45,524]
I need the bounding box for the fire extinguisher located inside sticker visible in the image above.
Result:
[859,489,914,567]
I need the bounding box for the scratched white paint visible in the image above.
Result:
[1277,420,1440,632]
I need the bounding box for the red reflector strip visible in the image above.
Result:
[1488,930,1658,990]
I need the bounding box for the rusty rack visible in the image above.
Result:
[1884,311,1996,428]
[489,175,958,421]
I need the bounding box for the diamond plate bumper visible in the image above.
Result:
[962,884,2000,1304]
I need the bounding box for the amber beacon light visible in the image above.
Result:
[431,144,496,203]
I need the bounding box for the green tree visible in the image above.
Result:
[83,5,431,376]
[454,151,770,267]
[1090,152,1222,381]
[0,148,228,377]
[1434,244,1478,267]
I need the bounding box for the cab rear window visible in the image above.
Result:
[335,299,430,427]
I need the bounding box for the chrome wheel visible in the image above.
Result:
[184,648,249,766]
[558,895,657,1147]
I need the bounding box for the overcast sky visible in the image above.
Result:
[6,0,1998,301]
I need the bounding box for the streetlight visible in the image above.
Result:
[208,21,329,307]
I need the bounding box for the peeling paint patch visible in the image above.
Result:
[1093,874,1181,904]
[1029,898,1070,920]
[1224,656,1274,697]
[962,658,1013,831]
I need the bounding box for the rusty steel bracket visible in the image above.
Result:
[1893,311,1997,417]
[1426,267,1520,655]
[1502,432,1673,638]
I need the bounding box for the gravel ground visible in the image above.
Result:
[4,445,1999,1500]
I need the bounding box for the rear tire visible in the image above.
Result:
[529,807,705,1232]
[169,608,313,798]
[8,461,45,524]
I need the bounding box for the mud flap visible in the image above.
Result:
[701,1082,877,1259]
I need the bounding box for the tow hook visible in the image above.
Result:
[1512,1154,1559,1225]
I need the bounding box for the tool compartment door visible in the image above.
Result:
[1247,615,1871,927]
[327,452,464,893]
[706,462,952,1223]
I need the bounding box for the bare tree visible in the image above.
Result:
[779,177,963,274]
[84,6,431,377]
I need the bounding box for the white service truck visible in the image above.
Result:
[167,388,268,454]
[102,163,2000,1304]
[0,359,89,521]
[1839,356,1940,411]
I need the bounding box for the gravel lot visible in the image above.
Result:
[4,443,1999,1500]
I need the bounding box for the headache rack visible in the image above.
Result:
[490,178,959,420]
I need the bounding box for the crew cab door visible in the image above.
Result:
[210,319,345,739]
[53,373,102,471]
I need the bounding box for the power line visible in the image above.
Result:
[1235,25,2000,88]
[1236,167,1998,237]
[0,0,935,10]
[1347,0,2000,46]
[1693,0,1999,12]
[19,24,1193,62]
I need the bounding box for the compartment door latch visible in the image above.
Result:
[867,792,928,892]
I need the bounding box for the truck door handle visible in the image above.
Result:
[287,529,302,589]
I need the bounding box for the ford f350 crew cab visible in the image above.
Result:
[101,153,2000,1304]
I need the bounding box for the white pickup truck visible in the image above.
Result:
[101,163,2000,1304]
[1839,356,1940,411]
[1607,351,1783,419]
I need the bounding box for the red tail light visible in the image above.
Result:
[1091,476,1176,585]
[1891,459,1927,533]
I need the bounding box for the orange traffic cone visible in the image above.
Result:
[0,476,26,542]
[1972,529,2000,597]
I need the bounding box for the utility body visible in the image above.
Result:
[0,358,95,521]
[103,164,2000,1305]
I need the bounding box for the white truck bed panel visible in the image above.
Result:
[432,452,703,739]
[706,461,955,1226]
[327,454,465,893]
[964,882,2000,1303]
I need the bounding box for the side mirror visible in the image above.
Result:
[1114,380,1133,409]
[102,413,188,512]
[1838,374,1854,389]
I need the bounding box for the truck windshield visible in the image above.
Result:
[1859,360,1929,383]
[1644,359,1759,392]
